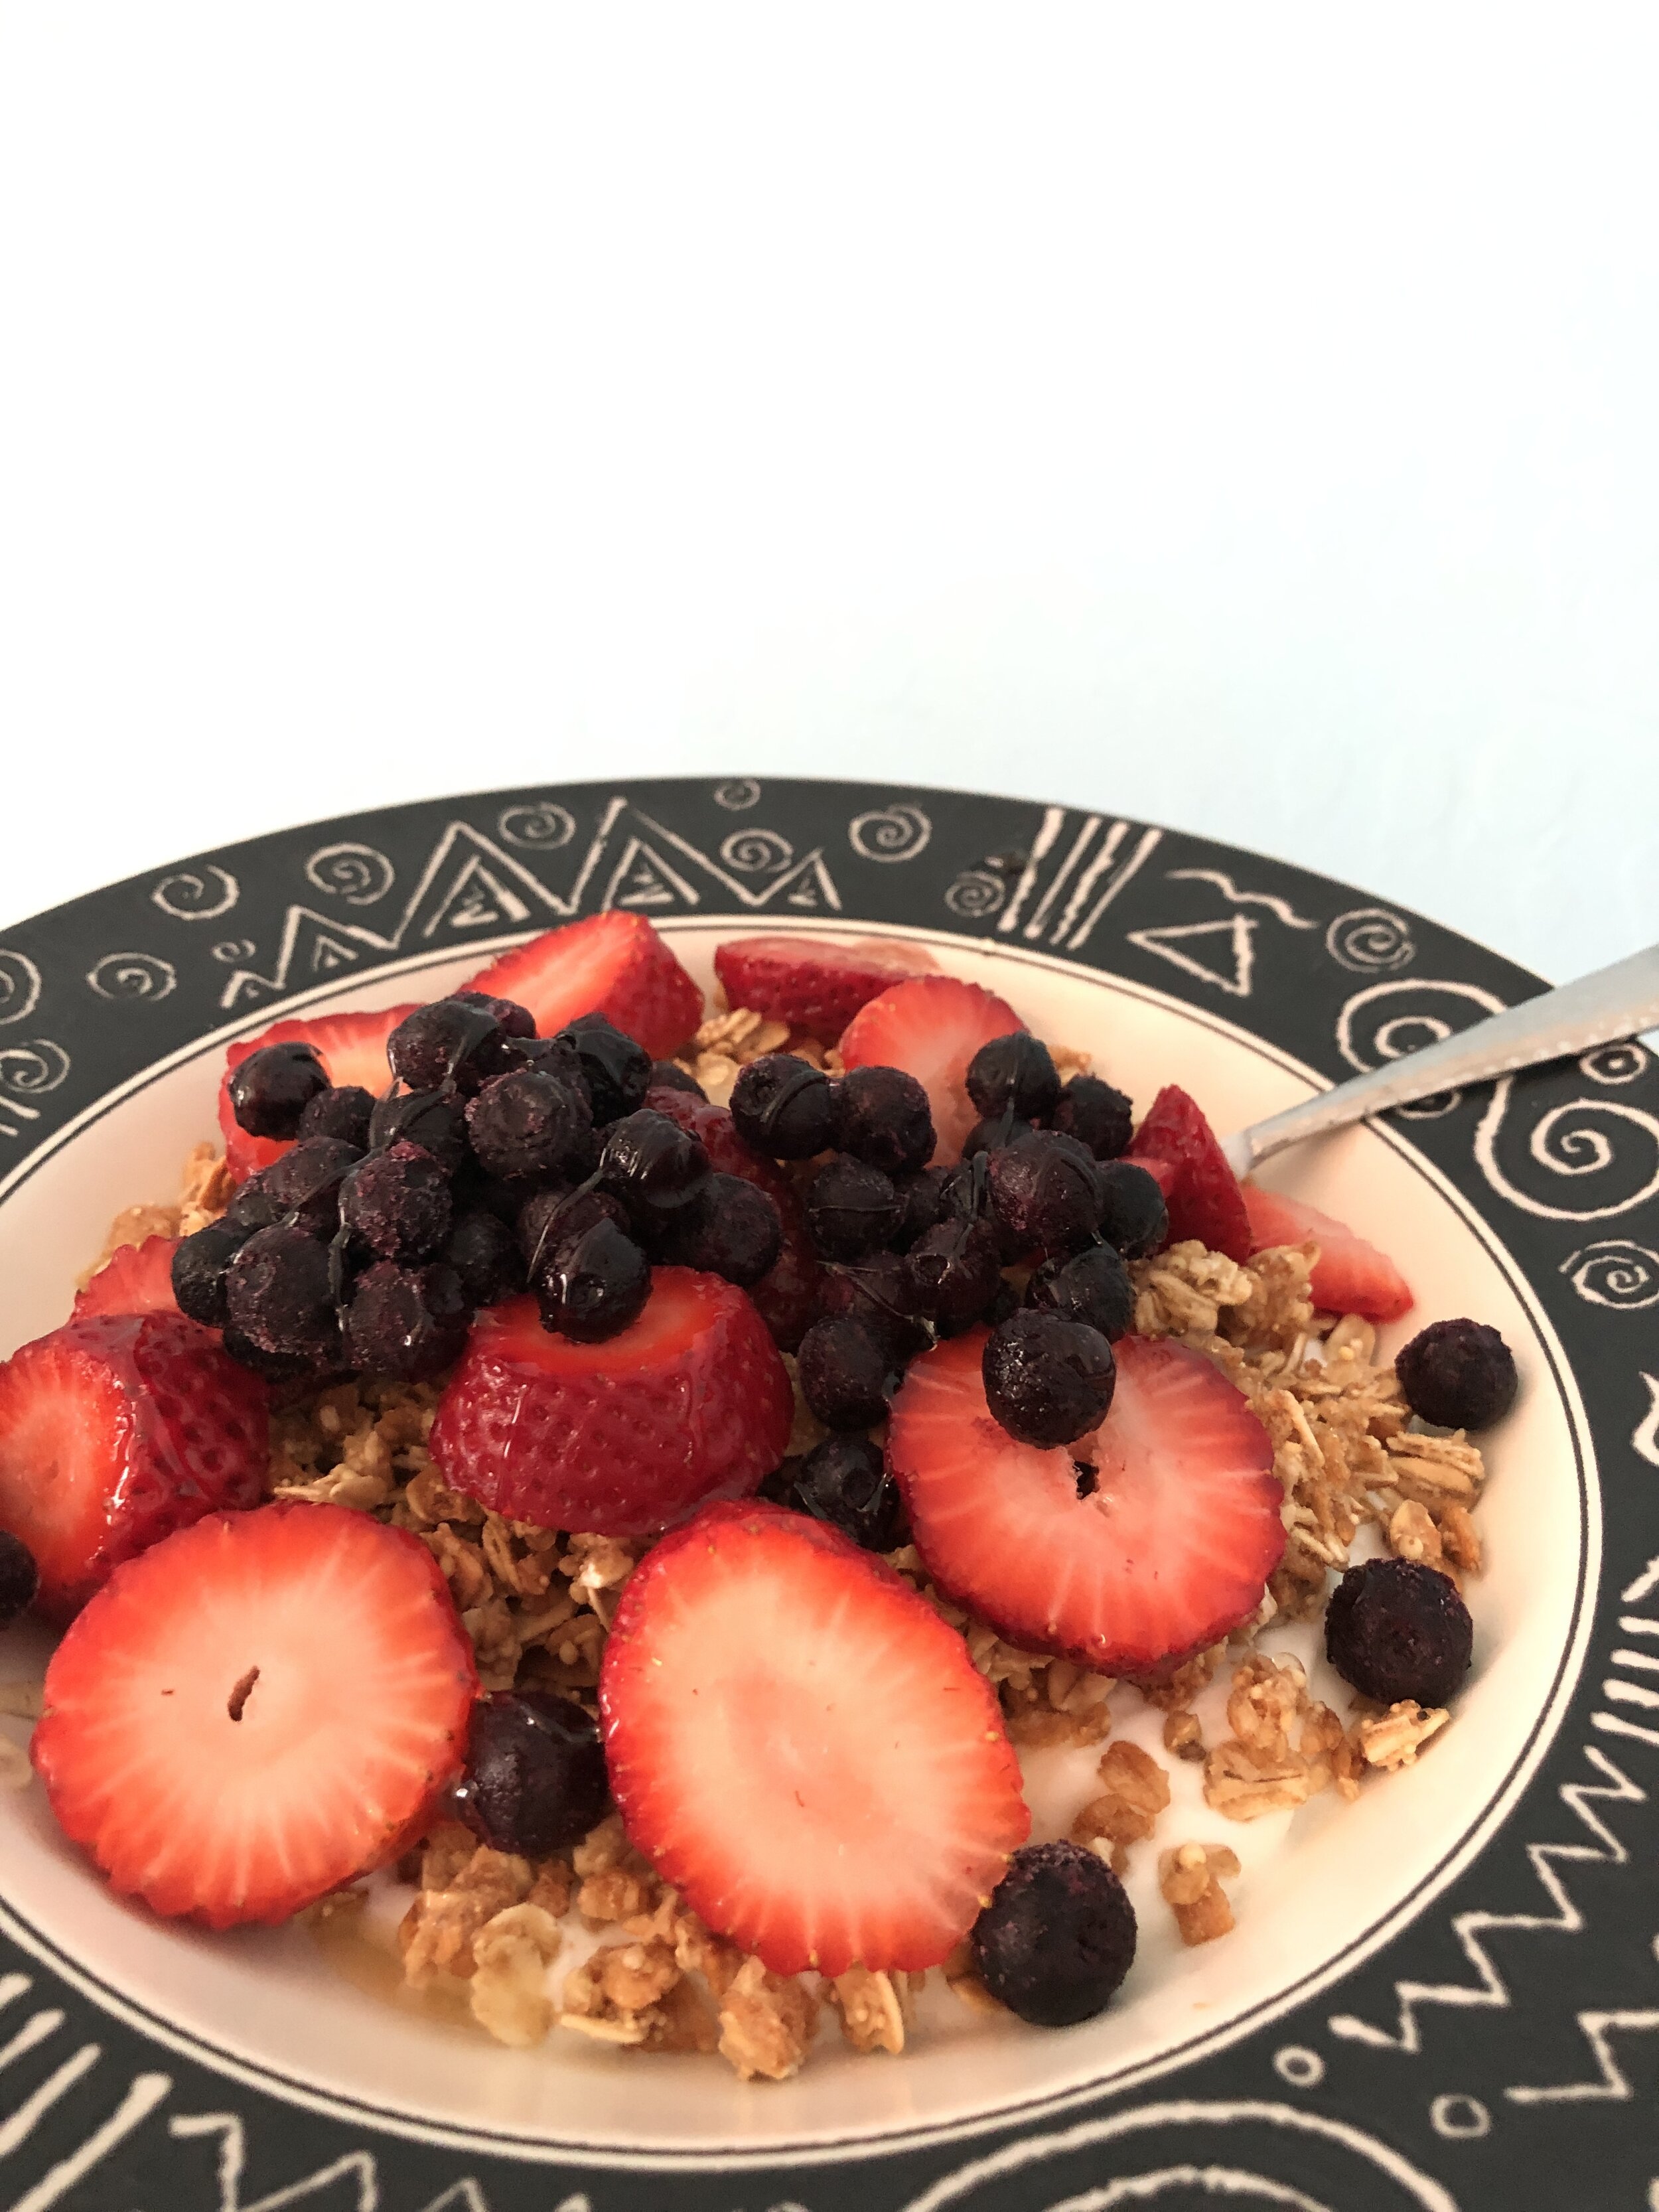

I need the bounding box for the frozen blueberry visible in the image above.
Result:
[983,1310,1116,1448]
[965,1033,1060,1124]
[1396,1319,1518,1431]
[1325,1557,1474,1708]
[0,1530,40,1631]
[657,1173,782,1287]
[796,1315,890,1431]
[388,998,514,1095]
[556,1013,653,1126]
[295,1083,377,1149]
[456,1691,611,1856]
[537,1218,651,1343]
[961,1110,1033,1159]
[731,1055,837,1160]
[171,1218,253,1329]
[648,1060,706,1100]
[369,1088,470,1175]
[466,1070,593,1184]
[599,1109,709,1224]
[814,1253,930,1363]
[987,1132,1104,1258]
[340,1260,470,1380]
[1026,1244,1135,1342]
[226,1041,328,1140]
[971,1840,1137,2027]
[804,1157,903,1262]
[340,1140,452,1261]
[905,1216,1005,1336]
[890,1164,952,1252]
[1094,1160,1169,1260]
[225,1224,338,1357]
[441,1208,526,1307]
[834,1065,935,1177]
[782,1436,907,1552]
[518,1187,627,1276]
[1050,1074,1133,1161]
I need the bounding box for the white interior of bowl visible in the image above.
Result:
[0,920,1591,2164]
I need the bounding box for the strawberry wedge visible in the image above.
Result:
[1242,1185,1414,1321]
[218,1003,415,1181]
[713,935,940,1042]
[1125,1084,1252,1262]
[839,974,1025,1165]
[72,1236,181,1321]
[466,913,702,1061]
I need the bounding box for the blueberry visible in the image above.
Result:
[782,1436,907,1552]
[388,999,515,1095]
[518,1186,627,1276]
[972,1840,1137,2027]
[537,1218,651,1343]
[599,1110,709,1224]
[1095,1160,1169,1260]
[803,1157,903,1262]
[340,1260,471,1380]
[456,1692,611,1857]
[983,1311,1116,1448]
[814,1253,930,1363]
[657,1173,782,1288]
[295,1083,377,1149]
[986,1132,1104,1258]
[648,1059,706,1100]
[441,1208,526,1307]
[796,1315,890,1431]
[0,1530,40,1631]
[731,1055,837,1159]
[369,1088,470,1175]
[451,989,537,1039]
[259,1136,364,1234]
[226,1041,328,1140]
[1396,1319,1518,1431]
[905,1216,1005,1336]
[224,1222,338,1357]
[556,1014,652,1126]
[834,1065,935,1177]
[171,1218,253,1328]
[1026,1244,1135,1342]
[466,1070,593,1184]
[1326,1557,1473,1708]
[340,1140,453,1261]
[961,1110,1033,1159]
[1050,1074,1133,1161]
[890,1165,952,1252]
[965,1033,1060,1124]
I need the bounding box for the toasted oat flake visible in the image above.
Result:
[1358,1700,1450,1770]
[469,1903,564,2047]
[1159,1842,1241,1946]
[717,1956,820,2081]
[831,1965,906,2055]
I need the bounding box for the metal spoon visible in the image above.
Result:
[1220,941,1659,1179]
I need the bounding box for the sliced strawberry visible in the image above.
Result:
[33,1501,478,1927]
[0,1314,268,1621]
[601,1499,1028,1975]
[1125,1084,1252,1262]
[430,1270,792,1536]
[218,1003,417,1181]
[888,1332,1283,1673]
[72,1236,182,1321]
[644,1085,821,1349]
[465,913,702,1061]
[712,935,940,1042]
[1242,1185,1414,1322]
[839,975,1025,1166]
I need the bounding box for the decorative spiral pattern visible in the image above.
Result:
[1394,1090,1461,1120]
[305,842,396,905]
[1580,1041,1650,1086]
[944,869,1007,920]
[496,800,576,851]
[1326,905,1416,974]
[719,828,792,874]
[0,1039,70,1097]
[0,950,42,1027]
[1560,1238,1659,1309]
[1336,978,1506,1075]
[1475,1080,1659,1222]
[849,803,932,863]
[213,938,257,964]
[713,778,761,811]
[149,864,238,922]
[86,952,177,1003]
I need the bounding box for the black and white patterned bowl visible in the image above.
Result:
[1,778,1656,2212]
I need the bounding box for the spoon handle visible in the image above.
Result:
[1221,941,1659,1177]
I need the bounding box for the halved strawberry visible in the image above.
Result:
[601,1499,1029,1975]
[218,1003,416,1181]
[712,935,940,1042]
[839,975,1025,1165]
[1125,1084,1252,1262]
[465,913,702,1061]
[72,1236,181,1321]
[643,1085,822,1349]
[429,1270,792,1536]
[888,1332,1283,1673]
[32,1501,478,1927]
[0,1313,268,1621]
[1242,1185,1414,1322]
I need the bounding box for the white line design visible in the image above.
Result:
[1166,869,1318,930]
[86,952,177,1003]
[1021,816,1102,941]
[1428,2094,1490,2138]
[0,2043,102,2156]
[1328,1743,1645,2053]
[986,811,1162,948]
[996,808,1068,935]
[1474,1079,1659,1222]
[170,2112,380,2212]
[1326,906,1415,974]
[0,952,43,1027]
[151,865,239,922]
[1335,978,1507,1075]
[305,845,396,907]
[1045,2171,1333,2209]
[848,804,932,863]
[1635,1376,1659,1469]
[496,800,576,851]
[0,1041,70,1143]
[9,2073,171,2212]
[1506,2010,1659,2104]
[1064,827,1164,950]
[1560,1240,1659,1310]
[1126,918,1256,999]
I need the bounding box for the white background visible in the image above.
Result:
[1,5,1654,981]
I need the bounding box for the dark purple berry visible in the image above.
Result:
[985,1277,1021,1327]
[441,1208,526,1307]
[906,1217,1005,1336]
[803,1157,903,1262]
[388,998,512,1094]
[1396,1319,1518,1431]
[599,1109,709,1224]
[891,1164,951,1251]
[966,1033,1060,1124]
[557,1013,652,1125]
[171,1218,253,1328]
[501,1032,591,1097]
[254,1136,364,1236]
[783,1435,906,1552]
[962,1110,1032,1159]
[731,1055,837,1159]
[518,1186,628,1277]
[341,1140,452,1261]
[369,1088,469,1174]
[466,1070,593,1183]
[972,1840,1137,2026]
[658,1173,782,1288]
[987,1133,1104,1258]
[227,1041,328,1139]
[341,1260,470,1380]
[1027,1244,1135,1342]
[0,1530,40,1631]
[649,1059,706,1100]
[537,1218,651,1343]
[450,989,537,1039]
[814,1254,930,1363]
[1325,1557,1473,1708]
[1050,1074,1133,1161]
[456,1691,611,1856]
[834,1065,934,1177]
[796,1315,890,1431]
[983,1311,1115,1448]
[1095,1160,1169,1260]
[225,1223,337,1357]
[295,1083,376,1149]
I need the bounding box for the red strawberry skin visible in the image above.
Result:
[218,1003,416,1181]
[33,1502,478,1927]
[712,935,940,1042]
[601,1499,1029,1975]
[1242,1185,1414,1322]
[1126,1084,1252,1262]
[644,1085,822,1349]
[466,913,702,1061]
[888,1331,1283,1673]
[0,1314,268,1621]
[72,1236,181,1322]
[839,974,1025,1165]
[429,1271,793,1536]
